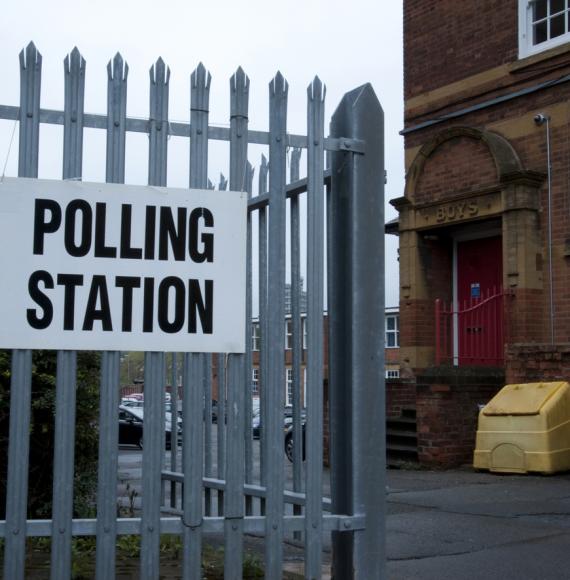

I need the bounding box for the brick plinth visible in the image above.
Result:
[386,378,416,418]
[415,369,504,467]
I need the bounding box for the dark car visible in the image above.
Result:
[119,406,145,448]
[284,421,306,462]
[252,408,305,442]
[119,405,175,449]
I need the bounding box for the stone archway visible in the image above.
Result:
[404,126,525,203]
[392,125,545,372]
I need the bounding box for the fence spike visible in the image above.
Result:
[191,63,211,113]
[246,161,254,197]
[63,46,85,181]
[18,42,41,177]
[19,41,41,70]
[269,71,288,96]
[148,57,169,187]
[308,75,326,102]
[290,147,301,182]
[150,57,170,86]
[230,67,250,119]
[65,47,85,75]
[107,52,128,81]
[258,153,269,194]
[219,173,227,191]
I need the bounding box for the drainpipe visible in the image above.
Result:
[534,113,554,344]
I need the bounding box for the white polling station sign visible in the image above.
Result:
[0,177,247,352]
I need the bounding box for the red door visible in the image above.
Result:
[456,236,503,365]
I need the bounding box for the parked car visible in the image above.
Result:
[118,404,180,449]
[252,407,306,459]
[121,393,144,406]
[119,405,145,448]
[284,421,306,462]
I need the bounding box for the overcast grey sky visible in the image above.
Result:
[0,0,403,307]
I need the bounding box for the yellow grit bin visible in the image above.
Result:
[474,382,570,474]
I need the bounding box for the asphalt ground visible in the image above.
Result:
[118,440,570,580]
[385,467,570,580]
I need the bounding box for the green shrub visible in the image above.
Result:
[0,350,100,519]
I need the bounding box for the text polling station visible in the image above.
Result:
[0,177,247,352]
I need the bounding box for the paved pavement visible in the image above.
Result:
[384,468,570,580]
[119,443,570,579]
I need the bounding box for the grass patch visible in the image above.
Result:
[10,535,265,579]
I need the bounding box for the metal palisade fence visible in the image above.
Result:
[0,42,386,579]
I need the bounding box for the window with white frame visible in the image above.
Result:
[252,368,259,395]
[519,0,570,58]
[252,323,260,351]
[285,319,293,350]
[285,368,294,406]
[385,314,399,348]
[386,369,400,379]
[301,316,308,350]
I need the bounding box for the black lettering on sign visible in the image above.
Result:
[64,200,92,257]
[94,203,117,258]
[57,273,84,330]
[188,279,213,334]
[143,277,155,333]
[144,206,156,260]
[116,276,141,332]
[159,207,186,261]
[27,270,54,329]
[158,276,185,333]
[189,208,214,263]
[33,199,61,255]
[82,275,112,331]
[120,205,143,259]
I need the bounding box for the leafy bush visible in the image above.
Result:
[0,350,100,519]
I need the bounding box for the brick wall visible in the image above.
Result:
[386,378,416,419]
[415,369,504,467]
[400,299,434,347]
[506,343,570,384]
[404,0,517,101]
[415,136,498,205]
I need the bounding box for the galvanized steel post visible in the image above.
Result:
[50,47,84,580]
[96,52,128,580]
[3,42,40,580]
[329,84,385,580]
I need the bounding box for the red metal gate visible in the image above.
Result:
[435,288,507,366]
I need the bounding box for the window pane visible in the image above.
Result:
[551,13,566,37]
[551,0,565,15]
[534,20,548,43]
[387,334,395,348]
[386,316,395,330]
[533,0,548,21]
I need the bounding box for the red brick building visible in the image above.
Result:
[249,309,400,407]
[390,0,570,466]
